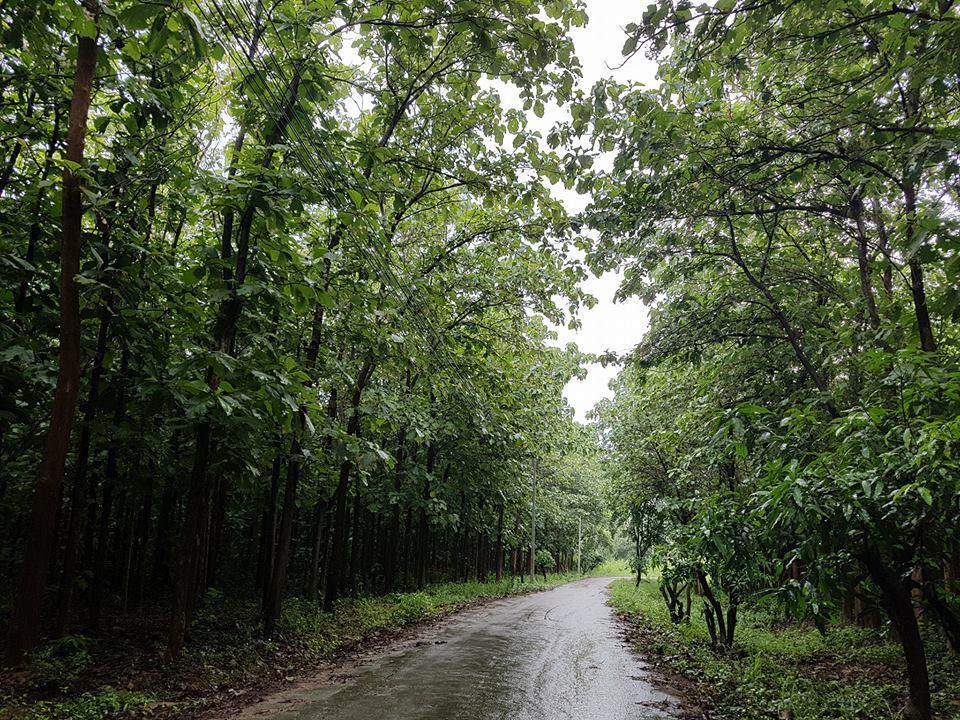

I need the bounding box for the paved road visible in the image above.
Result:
[234,577,680,720]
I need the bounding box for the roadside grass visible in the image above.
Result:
[588,558,662,581]
[589,558,632,576]
[609,579,960,720]
[279,573,578,662]
[1,573,579,720]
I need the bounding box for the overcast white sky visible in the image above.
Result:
[545,2,659,422]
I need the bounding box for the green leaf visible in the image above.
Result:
[120,4,164,30]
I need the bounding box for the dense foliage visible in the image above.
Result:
[0,0,608,673]
[587,2,960,719]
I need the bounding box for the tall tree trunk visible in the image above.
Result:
[263,450,300,635]
[129,478,153,610]
[205,474,229,589]
[55,296,112,635]
[306,499,328,600]
[267,247,333,620]
[384,426,408,593]
[871,198,894,294]
[495,504,504,582]
[348,471,363,590]
[323,361,374,611]
[14,104,62,315]
[90,349,127,629]
[5,17,98,665]
[89,452,115,629]
[416,449,439,589]
[864,549,931,720]
[151,437,180,590]
[256,450,282,592]
[166,422,213,658]
[166,69,301,659]
[851,195,881,330]
[904,184,937,352]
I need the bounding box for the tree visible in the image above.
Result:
[6,0,100,666]
[585,1,960,716]
[0,0,600,671]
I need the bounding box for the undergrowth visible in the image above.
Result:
[609,579,960,720]
[1,573,578,719]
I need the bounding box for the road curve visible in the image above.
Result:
[233,577,680,720]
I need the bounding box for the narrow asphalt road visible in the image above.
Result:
[233,577,680,720]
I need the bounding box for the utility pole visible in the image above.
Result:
[577,516,582,575]
[529,457,537,578]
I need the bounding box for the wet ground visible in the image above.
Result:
[232,577,681,720]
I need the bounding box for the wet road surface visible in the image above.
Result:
[234,577,680,720]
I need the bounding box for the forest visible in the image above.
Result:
[595,2,960,720]
[1,1,959,720]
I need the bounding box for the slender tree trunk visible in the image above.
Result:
[269,243,333,618]
[90,349,127,628]
[348,470,363,590]
[903,185,937,352]
[56,296,112,635]
[119,494,137,612]
[130,478,152,610]
[384,426,408,593]
[89,454,115,629]
[323,361,374,610]
[166,69,301,659]
[306,499,328,600]
[324,458,352,610]
[401,507,413,586]
[205,474,229,589]
[495,504,504,582]
[5,19,98,665]
[871,198,893,294]
[166,422,213,658]
[15,104,62,315]
[151,440,179,590]
[851,195,881,329]
[256,451,282,592]
[864,550,931,720]
[264,449,300,636]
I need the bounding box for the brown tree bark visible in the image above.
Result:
[5,14,99,666]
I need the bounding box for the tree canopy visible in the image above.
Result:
[586,2,960,718]
[0,0,606,668]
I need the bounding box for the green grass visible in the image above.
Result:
[4,689,156,720]
[589,558,632,576]
[279,573,580,660]
[1,573,579,720]
[609,579,960,720]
